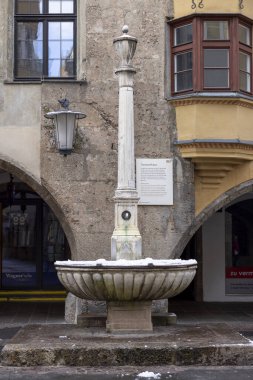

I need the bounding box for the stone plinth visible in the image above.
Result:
[106,301,152,333]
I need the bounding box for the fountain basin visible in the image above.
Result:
[55,259,197,302]
[55,259,197,333]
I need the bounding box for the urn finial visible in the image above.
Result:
[113,26,137,69]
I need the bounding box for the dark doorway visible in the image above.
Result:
[174,228,203,301]
[0,173,69,291]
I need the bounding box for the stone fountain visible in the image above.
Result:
[55,26,197,333]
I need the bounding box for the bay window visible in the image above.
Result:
[170,16,253,95]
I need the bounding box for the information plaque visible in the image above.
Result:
[136,158,173,205]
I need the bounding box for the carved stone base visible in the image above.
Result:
[106,301,152,333]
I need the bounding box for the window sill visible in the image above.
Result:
[4,79,87,85]
[167,91,253,102]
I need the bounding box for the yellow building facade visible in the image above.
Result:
[171,0,253,301]
[171,0,253,215]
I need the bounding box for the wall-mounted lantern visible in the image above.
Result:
[45,99,86,156]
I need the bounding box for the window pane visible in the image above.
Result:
[240,72,251,92]
[204,49,229,67]
[48,22,61,40]
[32,40,43,59]
[48,21,74,77]
[174,24,192,46]
[17,21,43,42]
[49,41,73,59]
[204,69,229,87]
[16,59,43,77]
[62,1,74,13]
[239,24,251,46]
[174,51,192,92]
[175,71,193,92]
[49,0,74,13]
[62,59,74,76]
[240,53,251,92]
[61,22,73,39]
[48,58,74,77]
[204,48,229,88]
[49,0,61,13]
[16,0,43,14]
[62,41,74,59]
[49,41,61,59]
[48,22,73,40]
[204,21,229,40]
[16,22,43,77]
[175,51,192,72]
[240,52,250,73]
[48,59,61,76]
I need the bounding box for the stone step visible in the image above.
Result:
[1,323,252,367]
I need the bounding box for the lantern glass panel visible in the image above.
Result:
[55,112,76,153]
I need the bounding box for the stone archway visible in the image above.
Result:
[171,179,253,301]
[172,179,253,258]
[0,155,77,258]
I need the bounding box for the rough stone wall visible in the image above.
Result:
[40,0,195,260]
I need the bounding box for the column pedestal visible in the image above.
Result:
[111,197,142,260]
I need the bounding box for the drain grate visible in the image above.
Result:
[0,327,21,352]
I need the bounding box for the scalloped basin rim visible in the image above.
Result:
[55,260,197,302]
[55,264,197,271]
[55,258,197,269]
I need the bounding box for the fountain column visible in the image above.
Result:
[111,26,142,261]
[55,25,197,334]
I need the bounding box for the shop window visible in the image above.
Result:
[170,16,252,95]
[14,0,76,79]
[225,200,253,296]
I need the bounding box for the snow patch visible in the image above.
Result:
[55,258,197,267]
[136,372,161,379]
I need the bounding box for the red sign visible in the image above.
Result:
[226,267,253,279]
